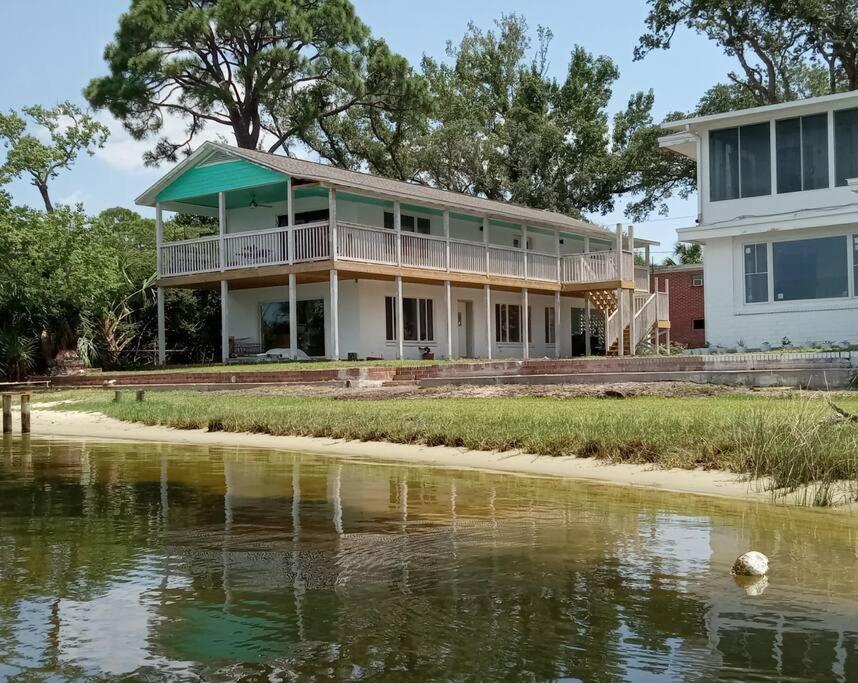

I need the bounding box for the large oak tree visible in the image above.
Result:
[86,0,428,163]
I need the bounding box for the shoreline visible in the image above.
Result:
[14,408,850,509]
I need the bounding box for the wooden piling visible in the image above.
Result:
[135,390,145,402]
[20,393,31,434]
[2,394,11,434]
[114,391,123,403]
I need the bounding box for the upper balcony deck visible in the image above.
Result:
[158,219,648,293]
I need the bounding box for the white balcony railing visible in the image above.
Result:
[401,232,447,270]
[160,235,220,277]
[158,221,654,298]
[561,251,633,284]
[634,266,650,292]
[337,221,396,265]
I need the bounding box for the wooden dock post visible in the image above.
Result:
[2,394,11,434]
[114,390,123,403]
[135,390,145,402]
[20,393,31,434]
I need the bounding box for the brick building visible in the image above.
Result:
[651,264,705,348]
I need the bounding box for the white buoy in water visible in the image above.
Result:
[732,551,769,576]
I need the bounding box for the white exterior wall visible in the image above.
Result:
[226,279,588,360]
[672,94,858,348]
[703,230,858,347]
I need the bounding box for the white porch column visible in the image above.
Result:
[394,201,402,266]
[443,210,451,271]
[445,280,453,359]
[521,288,529,360]
[395,275,404,360]
[218,191,226,271]
[155,204,163,276]
[628,224,636,355]
[521,225,528,280]
[220,279,229,363]
[329,188,338,260]
[654,276,661,355]
[615,223,623,280]
[665,278,671,350]
[329,269,340,360]
[483,217,490,274]
[554,230,561,282]
[157,286,166,365]
[289,272,297,360]
[484,284,492,360]
[287,176,294,264]
[583,236,591,357]
[616,285,625,357]
[554,290,561,359]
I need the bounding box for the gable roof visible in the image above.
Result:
[136,142,658,244]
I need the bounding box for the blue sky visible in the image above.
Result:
[0,1,734,253]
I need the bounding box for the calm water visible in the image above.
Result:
[1,438,858,681]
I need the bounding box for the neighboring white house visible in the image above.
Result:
[660,91,858,348]
[136,142,668,364]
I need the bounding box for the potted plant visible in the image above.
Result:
[419,346,434,360]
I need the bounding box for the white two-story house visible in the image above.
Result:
[660,91,858,348]
[137,142,668,364]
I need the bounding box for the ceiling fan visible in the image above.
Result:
[249,193,273,209]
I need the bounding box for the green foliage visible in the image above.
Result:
[86,0,427,164]
[637,0,858,109]
[0,101,108,212]
[663,242,703,265]
[317,15,695,220]
[0,328,37,381]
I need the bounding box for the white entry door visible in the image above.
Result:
[456,300,473,358]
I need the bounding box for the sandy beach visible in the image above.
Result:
[9,406,846,508]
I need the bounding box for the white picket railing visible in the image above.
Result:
[337,222,396,264]
[488,246,525,278]
[449,239,487,274]
[293,221,330,262]
[224,227,289,269]
[634,293,658,347]
[401,232,447,270]
[528,252,558,281]
[561,251,632,283]
[160,236,220,277]
[634,266,650,292]
[159,222,653,297]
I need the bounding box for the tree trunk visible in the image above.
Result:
[35,181,54,213]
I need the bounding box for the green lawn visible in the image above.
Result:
[50,390,858,505]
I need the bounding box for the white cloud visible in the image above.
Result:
[59,189,91,206]
[94,110,232,173]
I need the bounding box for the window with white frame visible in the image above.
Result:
[835,108,858,186]
[691,275,704,287]
[495,303,521,343]
[772,236,848,301]
[544,306,556,344]
[385,297,434,341]
[776,114,829,193]
[709,122,771,201]
[744,243,769,303]
[384,211,430,234]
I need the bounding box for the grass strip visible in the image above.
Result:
[52,391,858,506]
